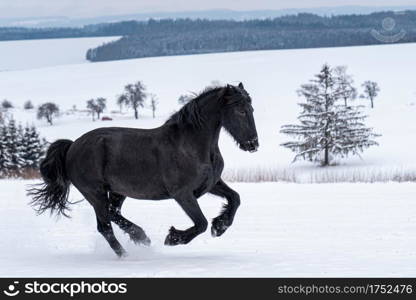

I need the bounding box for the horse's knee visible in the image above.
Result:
[229,191,240,208]
[97,221,111,235]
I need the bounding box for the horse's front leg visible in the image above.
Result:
[165,193,208,246]
[209,179,241,237]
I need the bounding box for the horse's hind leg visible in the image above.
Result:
[209,179,241,237]
[82,190,126,257]
[109,192,151,246]
[96,216,126,257]
[165,193,208,246]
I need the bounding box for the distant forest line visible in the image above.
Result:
[1,11,416,62]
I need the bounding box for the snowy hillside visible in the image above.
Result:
[1,40,416,175]
[0,36,119,71]
[0,38,416,277]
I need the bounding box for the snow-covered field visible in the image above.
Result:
[1,40,416,175]
[1,180,415,277]
[0,36,119,71]
[0,38,415,277]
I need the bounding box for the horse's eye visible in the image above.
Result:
[237,110,246,116]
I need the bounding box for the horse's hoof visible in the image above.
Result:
[164,226,184,246]
[132,236,151,246]
[211,217,230,237]
[142,236,151,246]
[128,227,151,246]
[116,248,128,258]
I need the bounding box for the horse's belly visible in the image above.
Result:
[109,174,170,200]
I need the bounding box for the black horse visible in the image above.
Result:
[29,83,259,257]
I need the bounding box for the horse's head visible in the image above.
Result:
[221,83,259,152]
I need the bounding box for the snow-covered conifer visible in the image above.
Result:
[280,64,380,166]
[20,124,45,169]
[0,122,11,176]
[4,119,24,174]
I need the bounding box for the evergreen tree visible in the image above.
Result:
[20,124,45,169]
[0,122,11,177]
[280,64,380,166]
[4,119,24,174]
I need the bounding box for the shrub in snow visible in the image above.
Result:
[1,99,13,110]
[24,100,34,110]
[280,64,380,166]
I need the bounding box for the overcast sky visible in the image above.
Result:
[1,0,415,18]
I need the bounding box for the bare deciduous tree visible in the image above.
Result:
[37,102,59,125]
[361,81,380,108]
[117,81,147,119]
[87,98,106,121]
[149,94,158,118]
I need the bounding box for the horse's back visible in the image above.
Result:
[66,126,170,199]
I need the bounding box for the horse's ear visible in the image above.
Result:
[238,82,244,90]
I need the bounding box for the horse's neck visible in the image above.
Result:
[198,95,222,147]
[186,98,222,155]
[187,116,221,150]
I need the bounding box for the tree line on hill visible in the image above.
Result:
[86,11,416,61]
[0,11,415,59]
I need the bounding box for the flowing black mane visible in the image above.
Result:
[165,86,224,128]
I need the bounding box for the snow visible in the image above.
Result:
[1,42,416,173]
[0,180,415,277]
[0,36,120,71]
[0,38,416,276]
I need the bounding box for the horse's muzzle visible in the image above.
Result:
[240,137,259,153]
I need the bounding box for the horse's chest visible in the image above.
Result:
[194,152,223,196]
[210,148,224,176]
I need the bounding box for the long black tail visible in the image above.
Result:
[28,139,73,217]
